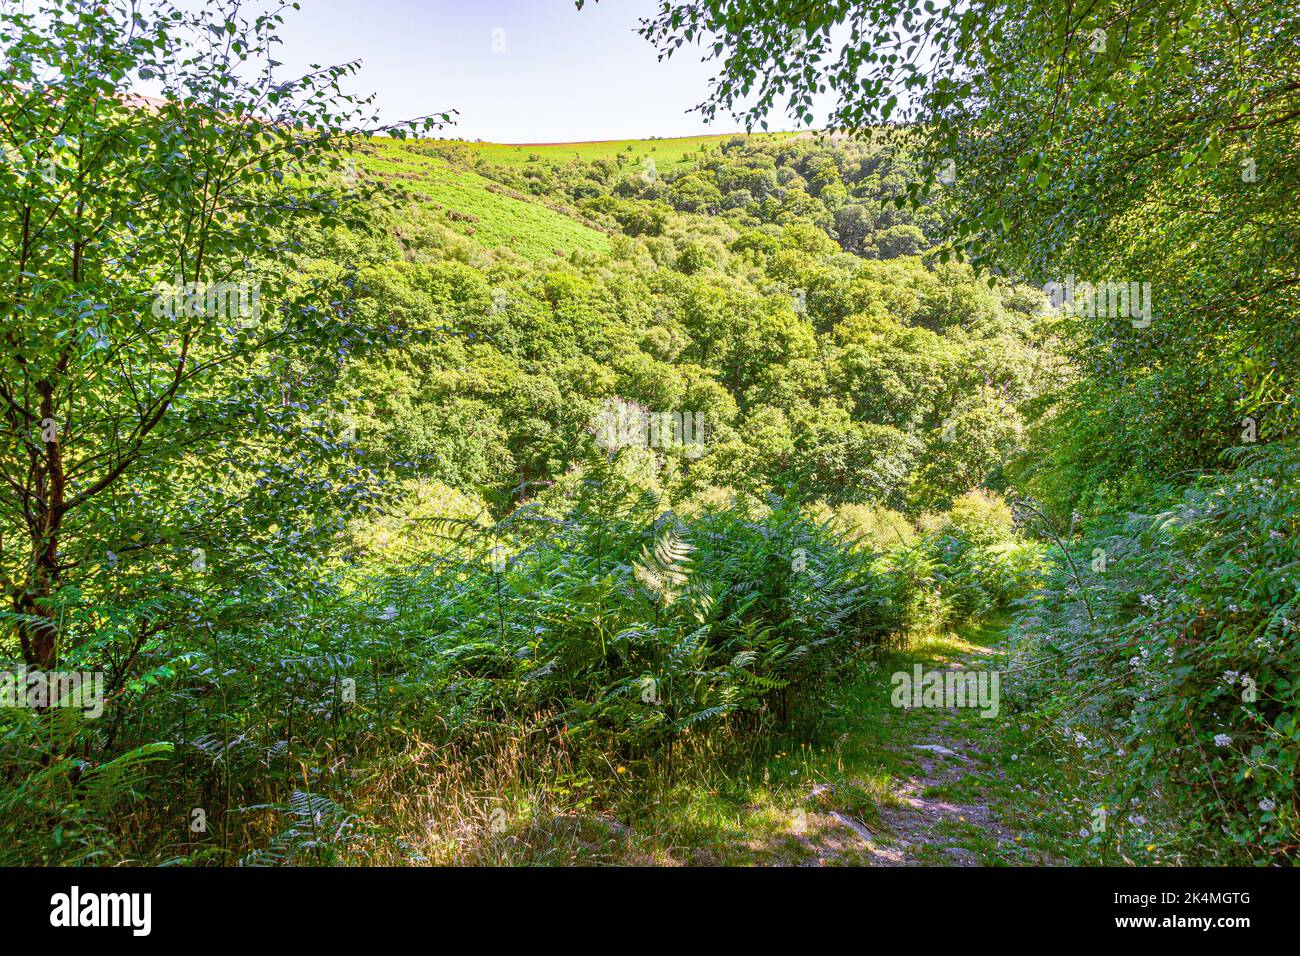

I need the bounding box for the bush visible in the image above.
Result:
[0,452,893,864]
[1006,442,1300,860]
[808,501,916,551]
[380,454,890,753]
[915,490,1044,622]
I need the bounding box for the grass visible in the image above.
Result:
[344,131,807,265]
[596,614,1141,867]
[437,131,801,169]
[590,621,1008,866]
[356,140,611,262]
[325,582,1190,868]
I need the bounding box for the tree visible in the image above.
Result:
[874,224,926,260]
[619,0,1299,511]
[786,403,919,506]
[833,203,873,255]
[0,0,445,667]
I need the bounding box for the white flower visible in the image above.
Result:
[1223,670,1240,686]
[1259,798,1276,813]
[1213,733,1232,748]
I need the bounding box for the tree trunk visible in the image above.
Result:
[18,382,65,669]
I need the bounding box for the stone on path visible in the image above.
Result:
[913,743,961,757]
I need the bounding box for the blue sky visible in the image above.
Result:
[263,0,827,142]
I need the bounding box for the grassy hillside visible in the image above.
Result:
[352,133,804,262]
[439,131,800,169]
[357,140,611,262]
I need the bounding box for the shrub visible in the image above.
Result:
[380,454,889,753]
[914,490,1044,621]
[809,501,917,551]
[0,452,892,864]
[1006,442,1300,860]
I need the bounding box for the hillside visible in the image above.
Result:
[349,133,805,262]
[357,140,611,262]
[433,131,799,168]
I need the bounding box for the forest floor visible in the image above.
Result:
[383,618,1120,865]
[542,617,1104,866]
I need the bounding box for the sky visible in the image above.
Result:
[256,0,830,142]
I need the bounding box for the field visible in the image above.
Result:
[434,131,800,168]
[357,139,612,262]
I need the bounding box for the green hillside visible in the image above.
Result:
[441,131,799,169]
[357,140,611,261]
[351,133,804,263]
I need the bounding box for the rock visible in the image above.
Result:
[945,846,978,865]
[913,743,960,757]
[830,810,874,844]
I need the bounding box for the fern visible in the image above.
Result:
[633,525,693,607]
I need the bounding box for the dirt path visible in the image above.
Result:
[858,649,1016,865]
[528,621,1072,866]
[792,628,1056,866]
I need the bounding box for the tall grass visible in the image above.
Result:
[0,449,1047,865]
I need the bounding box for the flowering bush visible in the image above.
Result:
[1007,442,1300,859]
